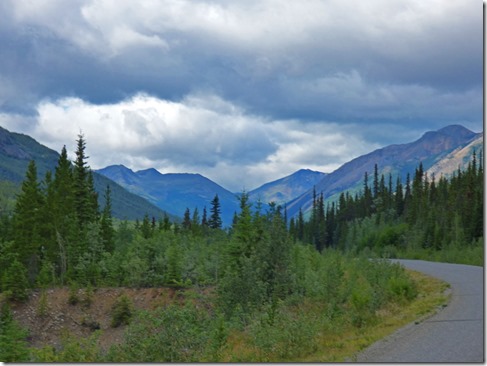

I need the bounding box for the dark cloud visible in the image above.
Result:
[0,0,482,189]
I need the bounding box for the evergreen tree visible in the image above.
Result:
[201,207,208,227]
[12,160,44,281]
[209,194,222,229]
[183,208,192,230]
[100,185,115,253]
[73,134,98,228]
[0,302,30,362]
[140,214,152,239]
[51,146,76,280]
[2,259,30,301]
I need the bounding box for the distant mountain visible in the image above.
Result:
[248,169,326,205]
[427,134,483,179]
[287,125,482,218]
[97,165,241,226]
[0,126,169,220]
[0,126,59,183]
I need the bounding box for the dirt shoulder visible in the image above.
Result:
[9,286,201,352]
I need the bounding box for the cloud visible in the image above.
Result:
[1,0,481,127]
[2,93,382,191]
[0,0,481,191]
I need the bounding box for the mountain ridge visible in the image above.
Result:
[0,127,171,221]
[96,165,241,226]
[286,125,482,218]
[248,169,326,206]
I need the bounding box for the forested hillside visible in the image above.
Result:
[290,154,483,264]
[286,125,482,219]
[0,134,482,362]
[0,127,169,220]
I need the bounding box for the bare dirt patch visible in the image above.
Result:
[9,286,204,351]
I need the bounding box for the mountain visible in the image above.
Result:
[96,165,241,226]
[0,126,60,183]
[248,169,326,205]
[426,134,483,179]
[0,126,169,221]
[287,125,482,218]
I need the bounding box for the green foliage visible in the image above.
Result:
[247,303,321,361]
[37,289,49,318]
[209,194,222,229]
[111,294,134,327]
[108,303,212,362]
[0,301,30,362]
[12,160,44,280]
[32,330,103,362]
[67,281,80,305]
[2,259,30,302]
[294,155,483,266]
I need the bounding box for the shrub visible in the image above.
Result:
[111,294,134,328]
[67,282,79,305]
[108,303,211,362]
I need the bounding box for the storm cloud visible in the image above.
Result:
[0,0,482,190]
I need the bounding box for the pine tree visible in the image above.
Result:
[100,185,115,253]
[182,208,192,230]
[140,214,152,239]
[373,163,379,198]
[209,194,222,229]
[73,134,98,228]
[0,302,30,362]
[12,160,44,282]
[49,146,77,281]
[2,259,30,301]
[201,206,208,227]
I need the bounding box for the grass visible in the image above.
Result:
[218,269,449,362]
[295,270,450,362]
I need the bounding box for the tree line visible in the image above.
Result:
[290,153,483,263]
[1,134,478,361]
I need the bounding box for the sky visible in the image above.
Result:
[0,0,482,192]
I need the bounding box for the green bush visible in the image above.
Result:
[387,275,417,302]
[111,294,134,328]
[107,303,211,362]
[0,302,30,362]
[32,331,103,362]
[1,259,30,302]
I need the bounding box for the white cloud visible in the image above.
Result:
[3,93,380,191]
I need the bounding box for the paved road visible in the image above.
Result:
[354,259,484,363]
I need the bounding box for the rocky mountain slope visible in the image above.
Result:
[248,169,326,205]
[286,125,482,218]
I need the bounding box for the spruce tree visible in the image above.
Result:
[2,259,30,301]
[52,146,76,281]
[209,194,222,229]
[201,207,208,227]
[12,160,44,281]
[0,302,30,361]
[73,134,98,228]
[100,185,115,253]
[182,208,192,230]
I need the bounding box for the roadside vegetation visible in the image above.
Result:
[0,135,481,362]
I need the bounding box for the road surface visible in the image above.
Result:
[353,259,484,363]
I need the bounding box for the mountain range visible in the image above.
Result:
[0,126,171,221]
[0,124,482,225]
[286,125,483,218]
[96,165,241,226]
[248,169,326,205]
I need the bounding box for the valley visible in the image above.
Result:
[0,124,482,362]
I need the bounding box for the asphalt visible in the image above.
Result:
[352,259,484,363]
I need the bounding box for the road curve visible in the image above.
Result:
[353,259,484,363]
